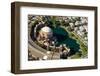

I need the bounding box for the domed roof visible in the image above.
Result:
[41,26,52,33]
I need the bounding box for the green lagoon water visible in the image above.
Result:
[53,26,80,56]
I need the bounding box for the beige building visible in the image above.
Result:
[39,26,53,39]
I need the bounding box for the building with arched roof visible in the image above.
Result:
[39,26,53,39]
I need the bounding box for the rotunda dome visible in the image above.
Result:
[41,26,52,33]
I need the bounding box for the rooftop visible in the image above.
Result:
[41,26,52,33]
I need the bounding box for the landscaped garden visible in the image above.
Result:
[28,15,88,60]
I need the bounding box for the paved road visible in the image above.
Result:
[29,44,46,58]
[28,43,60,60]
[28,27,60,60]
